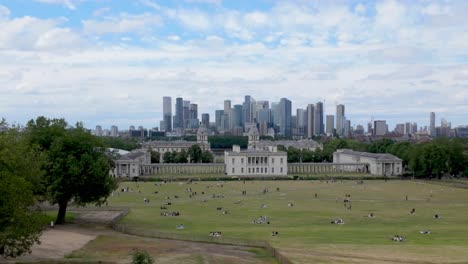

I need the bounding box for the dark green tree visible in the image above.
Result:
[187,144,203,163]
[163,151,175,163]
[0,128,45,257]
[287,147,301,163]
[148,148,160,164]
[175,150,189,163]
[26,117,117,224]
[201,150,214,163]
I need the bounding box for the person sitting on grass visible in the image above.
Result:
[410,208,416,214]
[176,224,185,230]
[420,230,431,234]
[392,235,405,242]
[433,214,441,219]
[331,218,344,224]
[368,213,375,218]
[271,231,279,236]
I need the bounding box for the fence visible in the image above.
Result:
[112,223,293,264]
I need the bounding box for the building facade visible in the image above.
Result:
[333,149,403,176]
[225,145,287,176]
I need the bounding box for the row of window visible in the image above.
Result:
[231,157,284,165]
[231,167,284,174]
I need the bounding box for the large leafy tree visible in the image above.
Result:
[187,144,203,163]
[26,117,117,224]
[0,127,45,257]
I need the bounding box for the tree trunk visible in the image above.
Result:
[56,200,68,224]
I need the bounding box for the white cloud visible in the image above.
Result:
[35,27,81,50]
[375,0,406,29]
[167,35,180,41]
[0,4,10,20]
[82,13,162,35]
[34,0,78,10]
[139,0,160,10]
[185,0,221,4]
[171,9,212,31]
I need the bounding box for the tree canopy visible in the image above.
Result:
[0,128,45,258]
[25,117,117,224]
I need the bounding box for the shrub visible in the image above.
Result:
[132,250,154,264]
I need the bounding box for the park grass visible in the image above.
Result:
[107,180,468,263]
[42,211,76,225]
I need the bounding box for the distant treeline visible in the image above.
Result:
[209,136,248,149]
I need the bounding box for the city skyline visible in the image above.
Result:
[0,1,467,128]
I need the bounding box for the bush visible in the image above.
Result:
[132,250,154,264]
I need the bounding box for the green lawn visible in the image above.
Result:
[107,180,468,263]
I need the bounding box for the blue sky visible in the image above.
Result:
[0,0,467,130]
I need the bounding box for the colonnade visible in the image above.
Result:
[140,164,226,175]
[288,163,369,174]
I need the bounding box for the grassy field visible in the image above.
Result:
[106,180,468,263]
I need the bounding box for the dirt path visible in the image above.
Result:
[4,226,96,263]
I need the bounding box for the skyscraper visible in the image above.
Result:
[326,115,334,136]
[296,109,307,136]
[215,110,224,131]
[243,95,256,127]
[201,113,210,128]
[344,120,351,137]
[95,125,102,136]
[224,100,231,130]
[175,97,184,129]
[279,98,292,137]
[314,101,324,135]
[271,102,280,129]
[336,104,345,137]
[373,120,387,136]
[430,112,435,136]
[306,104,315,138]
[111,125,118,137]
[162,96,172,132]
[232,104,243,128]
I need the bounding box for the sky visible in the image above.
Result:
[0,0,467,130]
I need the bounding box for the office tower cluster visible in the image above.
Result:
[95,96,464,139]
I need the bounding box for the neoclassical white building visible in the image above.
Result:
[142,124,211,163]
[111,150,151,177]
[333,149,403,176]
[225,124,287,176]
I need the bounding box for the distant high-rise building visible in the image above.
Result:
[183,100,190,128]
[232,105,243,128]
[162,96,172,132]
[243,95,256,126]
[314,101,324,135]
[279,98,292,137]
[224,100,231,130]
[404,122,411,135]
[111,125,118,137]
[306,104,315,138]
[271,102,280,128]
[296,109,307,136]
[336,104,345,137]
[395,124,405,134]
[355,125,364,135]
[344,120,351,137]
[367,122,373,135]
[129,125,135,131]
[224,100,231,112]
[215,110,224,131]
[373,120,387,136]
[95,125,103,136]
[175,97,184,129]
[201,113,210,128]
[430,112,435,136]
[326,115,334,136]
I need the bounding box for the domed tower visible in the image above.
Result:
[197,123,208,144]
[248,124,259,150]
